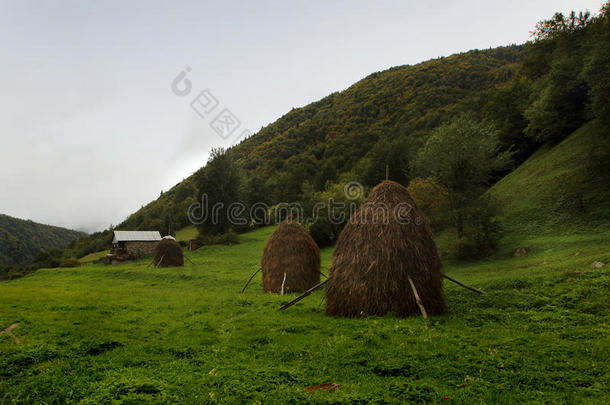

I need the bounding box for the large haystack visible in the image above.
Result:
[153,236,184,267]
[261,220,320,293]
[326,180,446,317]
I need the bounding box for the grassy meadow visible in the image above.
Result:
[1,226,609,404]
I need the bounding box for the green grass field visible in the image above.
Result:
[1,225,608,404]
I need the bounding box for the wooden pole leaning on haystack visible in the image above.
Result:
[240,267,262,293]
[280,272,287,295]
[279,279,329,311]
[155,255,165,268]
[407,275,428,319]
[441,273,485,294]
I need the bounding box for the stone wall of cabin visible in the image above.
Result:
[124,241,158,258]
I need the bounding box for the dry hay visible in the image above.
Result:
[326,180,446,317]
[153,237,184,267]
[261,220,320,293]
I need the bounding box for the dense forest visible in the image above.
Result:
[71,3,609,259]
[0,214,84,267]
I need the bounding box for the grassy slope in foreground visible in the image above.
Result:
[1,226,608,403]
[489,120,610,235]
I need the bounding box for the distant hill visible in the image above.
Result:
[0,214,85,267]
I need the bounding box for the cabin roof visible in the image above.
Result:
[112,230,162,243]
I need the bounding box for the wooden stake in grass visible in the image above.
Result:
[279,279,329,311]
[184,255,197,266]
[441,273,485,294]
[0,322,21,344]
[240,267,262,294]
[280,272,287,295]
[155,254,165,268]
[407,276,428,319]
[316,295,326,312]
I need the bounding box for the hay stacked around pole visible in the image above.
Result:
[154,237,184,267]
[261,220,320,293]
[326,180,446,317]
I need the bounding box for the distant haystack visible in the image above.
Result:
[153,236,184,267]
[326,180,446,317]
[261,220,320,293]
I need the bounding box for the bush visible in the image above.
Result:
[0,267,10,281]
[307,218,336,247]
[451,198,504,260]
[196,231,240,247]
[407,177,450,230]
[301,177,366,247]
[0,266,28,280]
[59,258,81,268]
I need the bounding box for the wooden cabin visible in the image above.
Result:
[111,230,162,259]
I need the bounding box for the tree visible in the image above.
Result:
[581,3,610,128]
[193,148,243,235]
[357,134,417,187]
[406,177,450,229]
[303,175,366,246]
[483,79,537,163]
[523,9,596,143]
[414,116,512,237]
[531,11,592,42]
[524,53,589,142]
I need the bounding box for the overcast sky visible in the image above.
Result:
[0,0,603,233]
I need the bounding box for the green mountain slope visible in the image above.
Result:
[125,47,525,225]
[0,214,85,267]
[489,120,610,234]
[71,45,527,258]
[229,46,524,198]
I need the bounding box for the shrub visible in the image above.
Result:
[407,177,450,230]
[451,198,504,260]
[196,231,240,246]
[59,258,81,268]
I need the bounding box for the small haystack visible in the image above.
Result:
[326,180,446,317]
[261,220,320,293]
[153,236,184,267]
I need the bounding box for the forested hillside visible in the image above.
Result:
[72,3,610,258]
[0,214,84,266]
[70,46,524,257]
